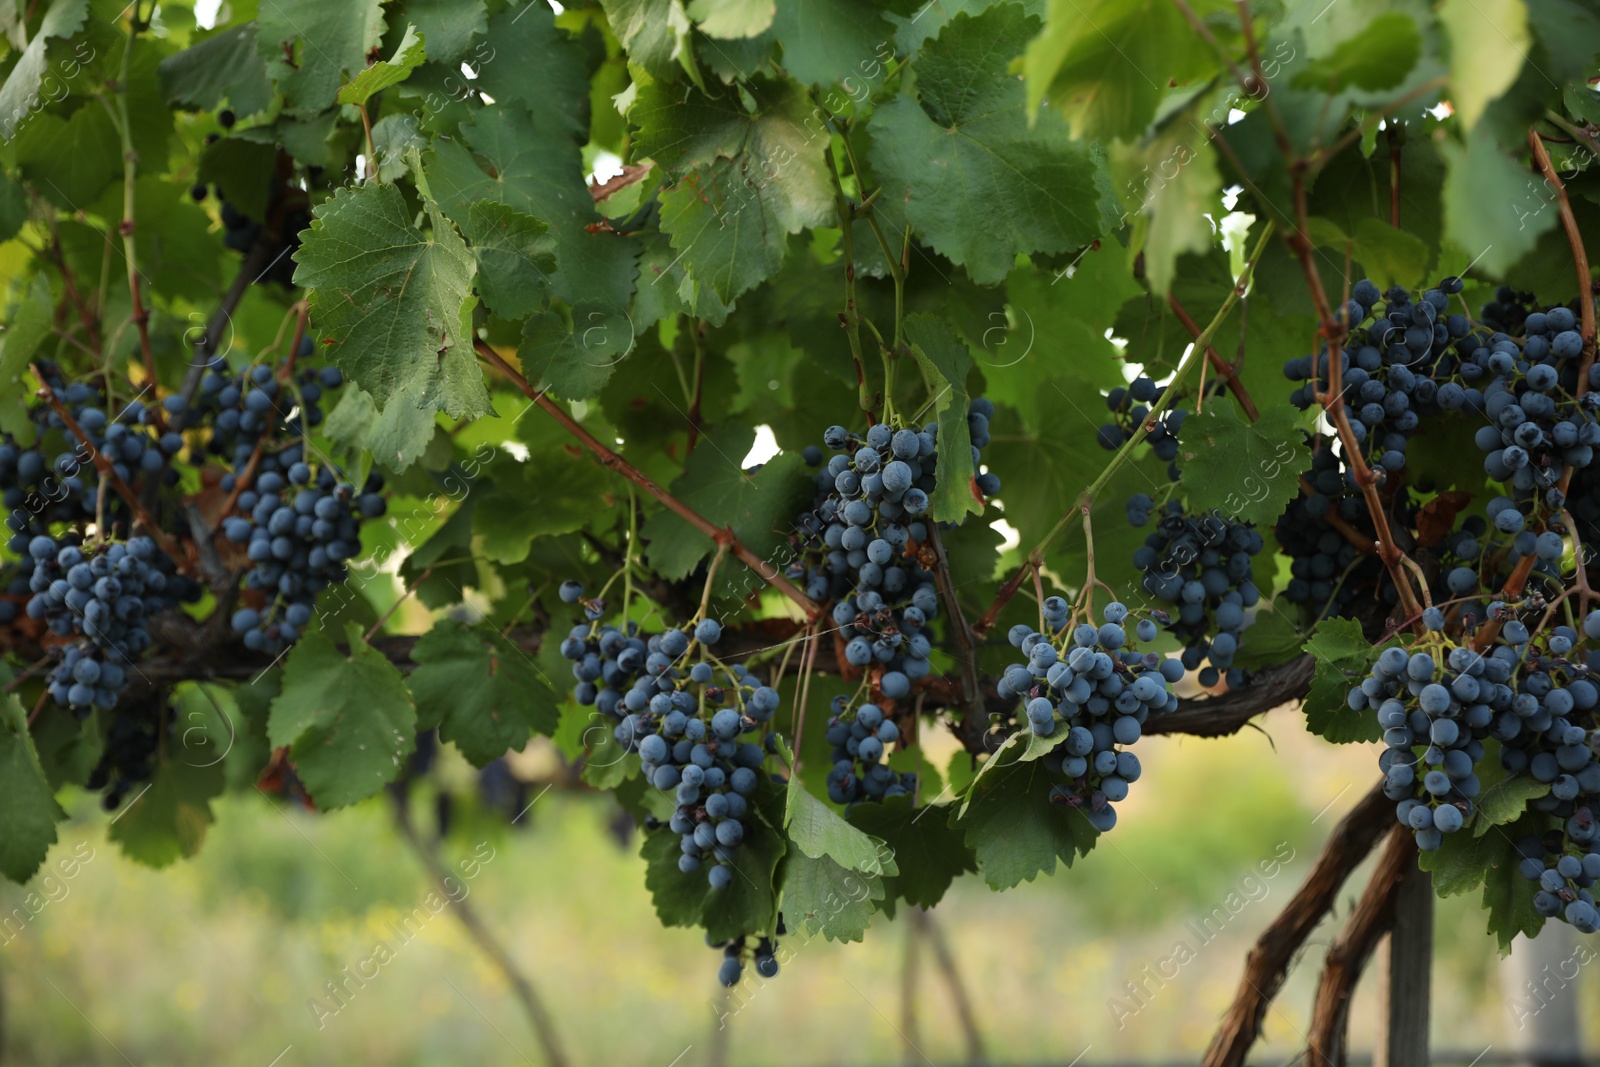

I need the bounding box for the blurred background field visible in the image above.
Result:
[2,722,1587,1067]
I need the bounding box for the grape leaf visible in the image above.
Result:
[633,79,833,314]
[688,0,775,37]
[767,0,916,88]
[638,424,813,580]
[1230,602,1312,672]
[425,105,641,316]
[1440,125,1555,278]
[462,200,556,320]
[1024,0,1225,142]
[847,795,975,909]
[13,102,121,210]
[904,314,980,525]
[1440,0,1528,130]
[957,755,1098,889]
[0,0,87,139]
[337,23,426,106]
[106,700,226,873]
[785,776,898,875]
[1293,12,1422,93]
[158,22,272,117]
[1473,772,1550,835]
[267,624,417,809]
[407,619,561,766]
[0,273,54,386]
[393,0,486,64]
[1479,815,1547,954]
[1115,130,1222,296]
[293,175,489,420]
[257,0,387,116]
[516,303,636,400]
[367,395,436,473]
[1301,617,1381,744]
[470,3,590,143]
[601,0,698,82]
[1177,400,1313,527]
[868,5,1116,285]
[642,782,787,940]
[0,694,64,883]
[781,851,884,942]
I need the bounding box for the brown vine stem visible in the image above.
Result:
[1528,130,1596,379]
[1200,780,1394,1067]
[823,145,877,421]
[1304,825,1414,1066]
[1168,292,1260,421]
[927,521,982,716]
[474,339,823,620]
[911,907,988,1066]
[972,221,1276,638]
[391,798,570,1067]
[1469,553,1539,653]
[1295,476,1378,555]
[43,203,100,354]
[29,363,191,574]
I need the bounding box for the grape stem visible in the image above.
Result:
[1167,292,1260,421]
[1293,476,1378,555]
[1305,826,1416,1065]
[685,319,707,454]
[1200,780,1394,1067]
[1561,508,1594,618]
[473,339,823,620]
[926,521,982,716]
[28,363,193,576]
[972,221,1276,638]
[1468,553,1539,653]
[1527,130,1597,384]
[363,566,430,643]
[823,145,878,422]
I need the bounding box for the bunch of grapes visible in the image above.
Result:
[715,932,782,987]
[998,600,1181,833]
[556,584,779,891]
[1276,442,1395,618]
[823,696,916,805]
[1097,376,1187,479]
[24,535,193,715]
[196,359,387,655]
[86,690,166,810]
[1127,499,1263,686]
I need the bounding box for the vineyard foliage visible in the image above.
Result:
[0,0,1598,982]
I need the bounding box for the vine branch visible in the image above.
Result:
[1528,130,1596,381]
[1168,292,1259,421]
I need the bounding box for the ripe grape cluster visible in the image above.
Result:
[1097,376,1187,480]
[1126,499,1263,686]
[823,696,916,805]
[197,359,387,655]
[999,600,1180,833]
[556,585,777,891]
[1276,442,1395,618]
[715,932,782,987]
[24,535,191,715]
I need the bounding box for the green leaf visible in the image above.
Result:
[1231,601,1311,671]
[516,303,635,400]
[0,272,54,386]
[0,170,26,244]
[1480,814,1547,953]
[366,395,436,473]
[393,0,486,64]
[785,776,897,875]
[0,0,87,139]
[0,694,64,883]
[107,686,228,869]
[688,0,775,37]
[641,784,787,940]
[957,755,1097,889]
[462,201,556,320]
[1302,617,1380,744]
[1474,773,1550,835]
[13,102,121,210]
[1348,217,1430,291]
[903,314,980,524]
[639,425,813,580]
[1419,821,1501,896]
[338,23,426,106]
[1440,125,1555,278]
[848,795,975,908]
[257,0,387,115]
[781,851,883,942]
[1441,0,1528,130]
[294,177,489,419]
[470,3,590,144]
[158,22,272,117]
[1293,12,1421,93]
[1024,0,1223,142]
[1115,131,1221,296]
[425,106,641,314]
[867,5,1116,285]
[408,618,561,766]
[1176,400,1312,527]
[198,136,277,219]
[767,0,913,87]
[601,0,697,81]
[267,624,417,809]
[633,80,832,314]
